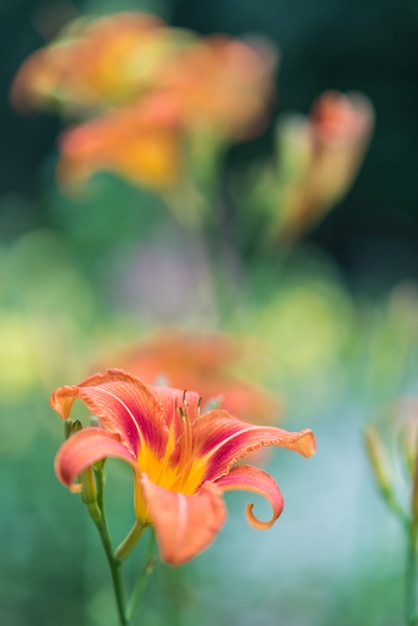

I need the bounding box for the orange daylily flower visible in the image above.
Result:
[160,34,277,140]
[11,11,278,194]
[104,331,280,424]
[51,369,315,565]
[10,12,188,113]
[11,11,276,144]
[57,93,183,189]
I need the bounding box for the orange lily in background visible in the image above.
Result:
[10,12,188,113]
[57,93,183,190]
[10,10,278,200]
[100,331,280,424]
[10,10,276,143]
[51,369,315,565]
[160,34,277,141]
[10,10,277,141]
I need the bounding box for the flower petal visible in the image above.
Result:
[50,369,168,457]
[55,427,136,491]
[215,464,284,529]
[139,473,226,565]
[193,410,316,481]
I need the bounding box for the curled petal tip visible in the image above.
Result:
[216,464,284,530]
[50,386,77,420]
[290,428,316,457]
[245,500,283,530]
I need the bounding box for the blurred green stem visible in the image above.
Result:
[126,530,157,622]
[407,520,418,625]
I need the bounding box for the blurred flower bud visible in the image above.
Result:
[80,465,98,507]
[308,90,374,209]
[364,424,393,500]
[270,90,374,244]
[411,445,418,522]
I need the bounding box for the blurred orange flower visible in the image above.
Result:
[11,11,278,196]
[57,93,183,189]
[160,34,277,141]
[11,11,276,136]
[97,331,280,424]
[11,11,277,143]
[11,12,276,197]
[51,369,315,564]
[10,12,191,114]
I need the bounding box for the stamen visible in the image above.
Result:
[182,389,189,419]
[171,390,197,491]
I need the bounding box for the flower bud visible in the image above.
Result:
[64,419,74,440]
[63,418,99,513]
[409,431,418,522]
[400,417,418,478]
[80,465,98,507]
[364,425,393,499]
[65,418,82,440]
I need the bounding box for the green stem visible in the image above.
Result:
[84,462,156,626]
[126,530,157,623]
[91,463,128,626]
[94,515,127,626]
[406,520,418,626]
